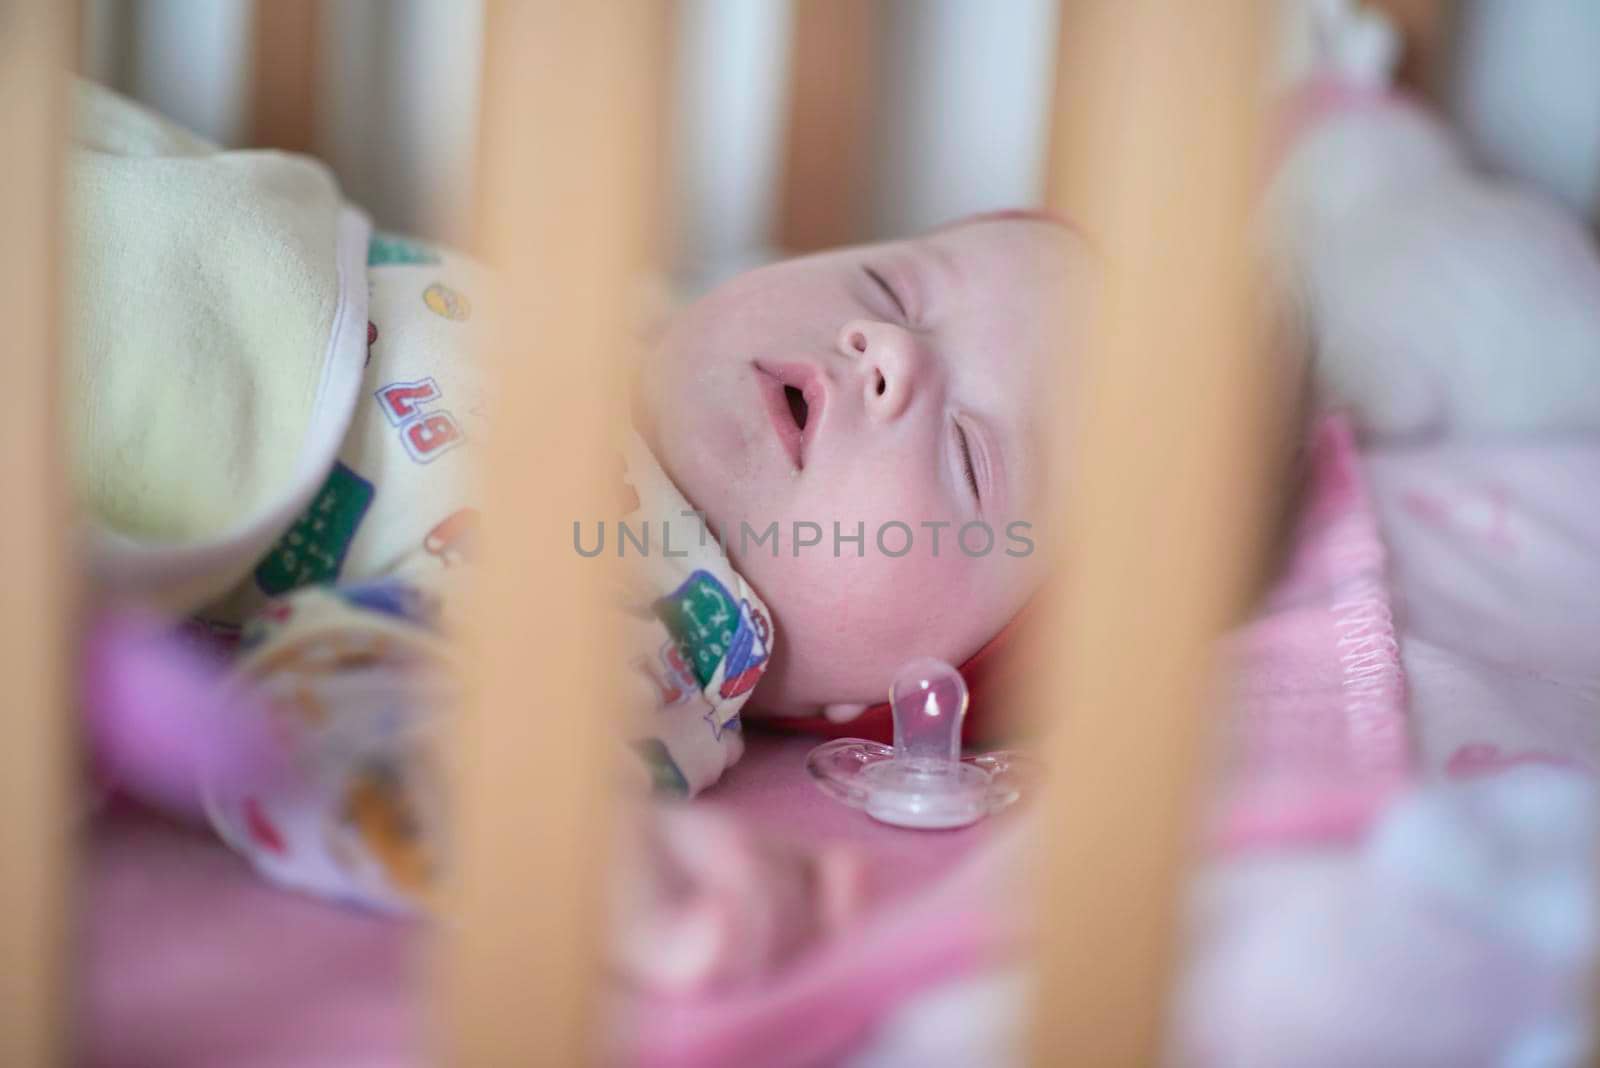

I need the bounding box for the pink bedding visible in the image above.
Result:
[79,739,996,1068]
[81,427,1599,1067]
[620,414,1410,1065]
[81,803,423,1067]
[1176,434,1600,1067]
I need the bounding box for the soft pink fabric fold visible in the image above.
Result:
[1211,413,1410,849]
[617,413,1411,1066]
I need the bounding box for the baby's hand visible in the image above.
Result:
[608,804,863,994]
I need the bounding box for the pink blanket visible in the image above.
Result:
[614,413,1411,1066]
[1177,434,1600,1067]
[1212,414,1410,848]
[81,415,1412,1067]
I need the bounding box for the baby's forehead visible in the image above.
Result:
[915,216,1086,286]
[946,212,1080,248]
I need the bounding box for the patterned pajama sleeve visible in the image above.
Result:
[199,234,775,913]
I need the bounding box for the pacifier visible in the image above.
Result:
[806,657,1036,829]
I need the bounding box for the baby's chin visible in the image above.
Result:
[740,623,903,721]
[741,649,836,719]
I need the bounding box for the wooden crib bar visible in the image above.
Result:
[249,0,320,153]
[1029,1,1274,1062]
[440,3,667,1063]
[0,2,74,1065]
[777,0,884,252]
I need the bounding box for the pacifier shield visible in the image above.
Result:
[805,657,1036,829]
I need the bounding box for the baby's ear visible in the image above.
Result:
[629,274,677,345]
[822,702,870,724]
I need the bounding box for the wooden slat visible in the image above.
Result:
[776,0,884,251]
[249,0,318,151]
[1029,2,1275,1063]
[0,2,75,1064]
[440,3,667,1063]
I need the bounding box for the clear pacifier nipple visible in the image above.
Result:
[806,657,1035,830]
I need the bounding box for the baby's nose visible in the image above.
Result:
[837,320,928,422]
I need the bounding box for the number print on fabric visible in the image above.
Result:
[374,378,466,464]
[375,378,442,426]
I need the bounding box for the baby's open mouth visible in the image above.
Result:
[755,362,825,471]
[783,385,809,432]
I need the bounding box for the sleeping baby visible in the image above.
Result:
[74,82,1088,986]
[82,6,1600,983]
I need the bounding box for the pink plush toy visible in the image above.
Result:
[82,612,285,822]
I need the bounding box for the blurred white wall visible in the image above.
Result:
[76,1,1600,270]
[672,0,794,287]
[81,0,1065,266]
[1450,0,1600,222]
[866,0,1061,240]
[81,0,483,245]
[315,0,485,246]
[80,0,253,146]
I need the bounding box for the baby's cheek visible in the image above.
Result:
[663,425,766,533]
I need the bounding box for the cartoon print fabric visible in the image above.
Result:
[201,239,773,912]
[204,575,455,912]
[198,236,488,626]
[614,426,773,798]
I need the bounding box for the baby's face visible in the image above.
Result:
[635,218,1088,715]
